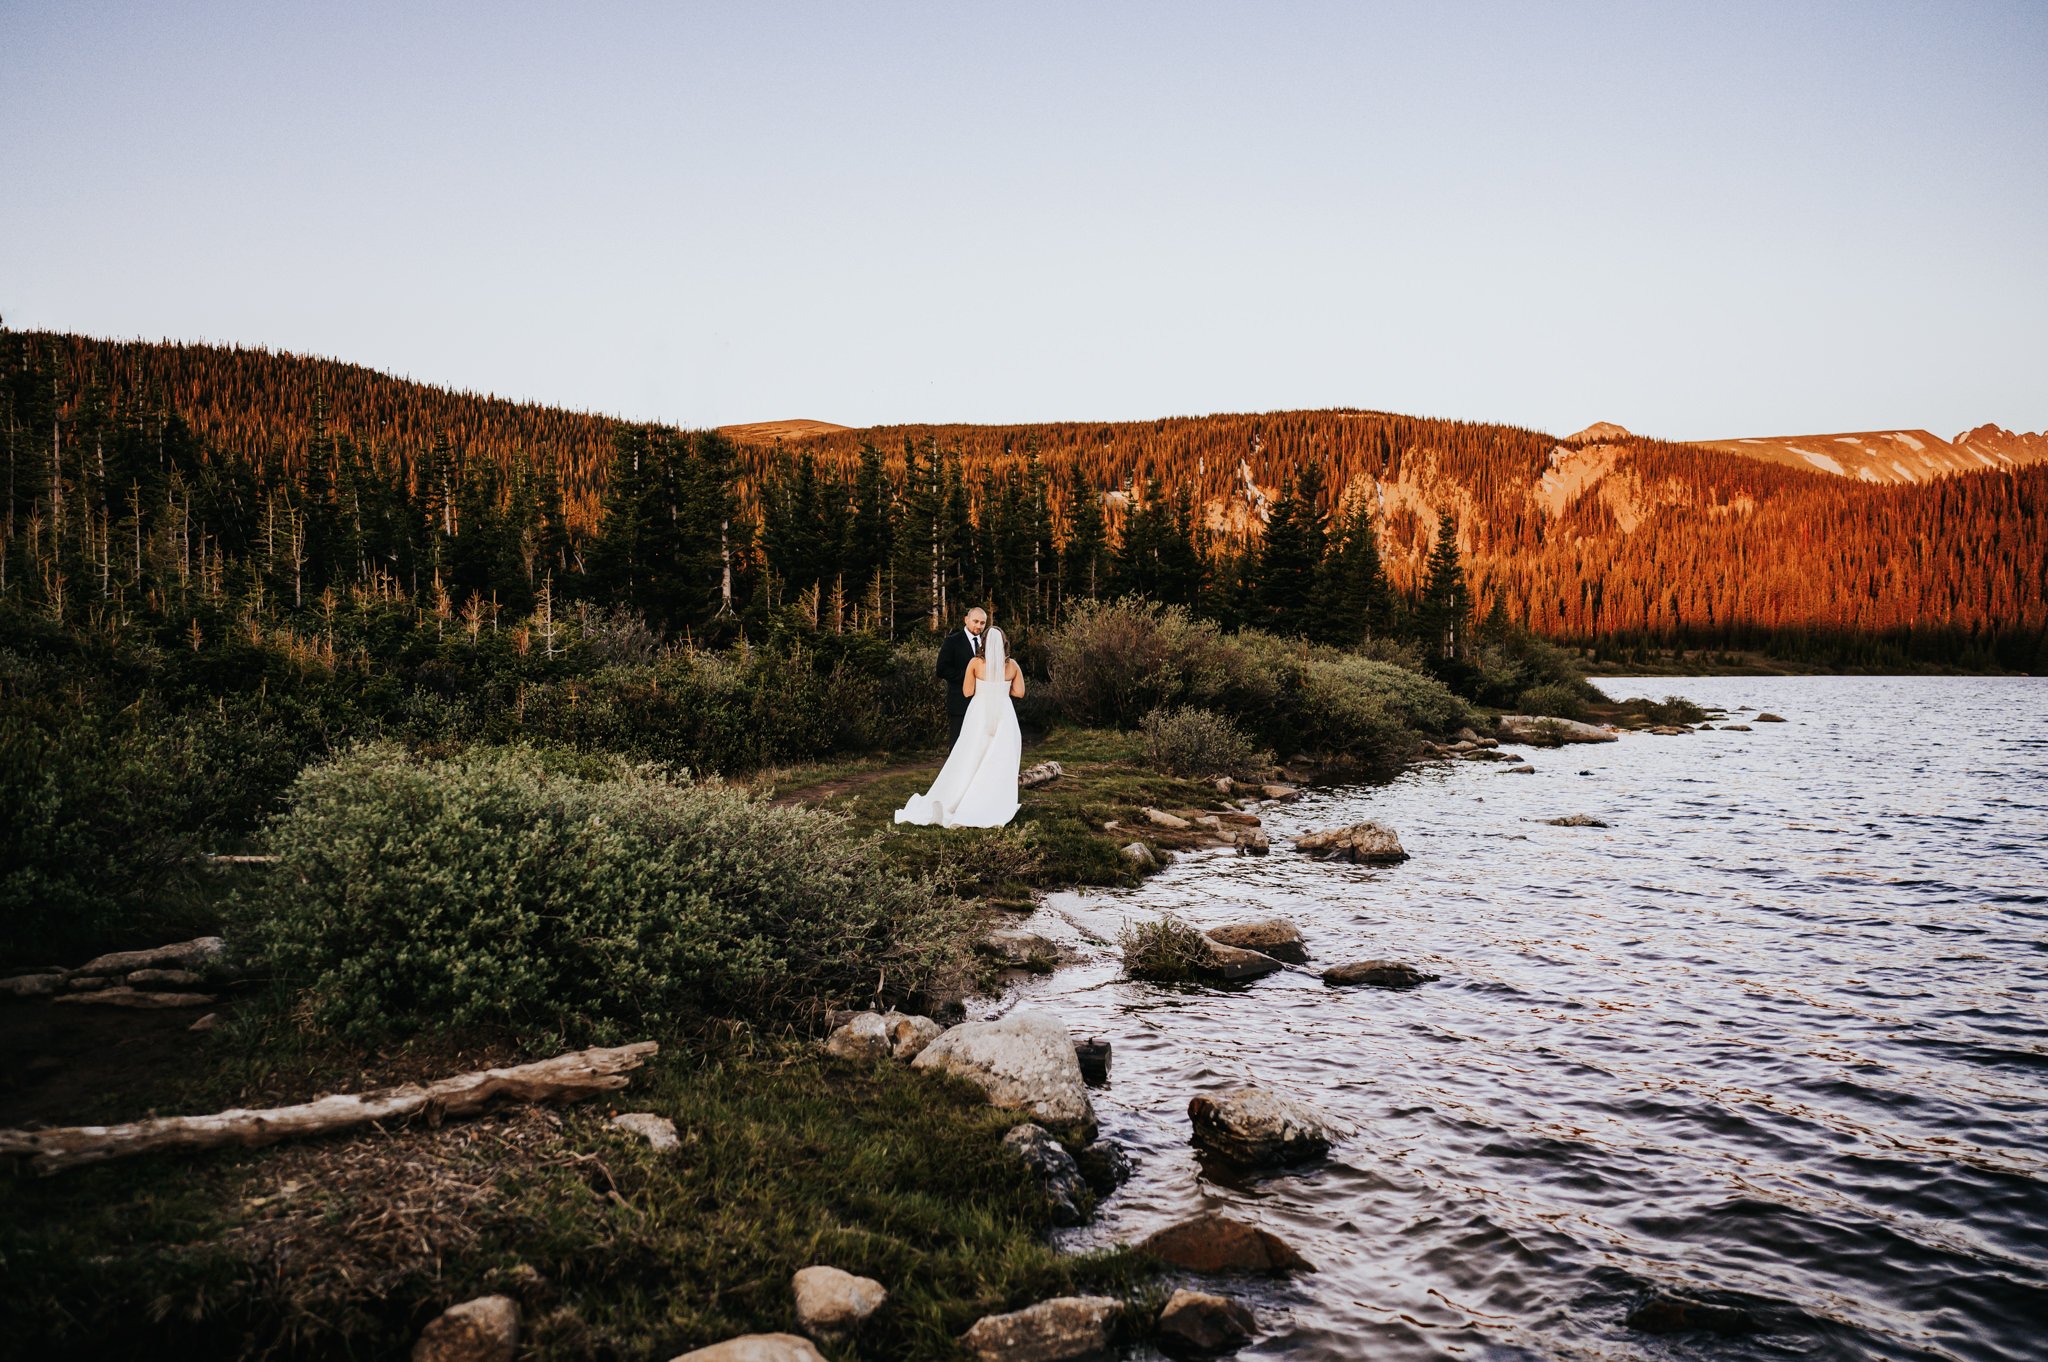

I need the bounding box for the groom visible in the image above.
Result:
[935,606,988,742]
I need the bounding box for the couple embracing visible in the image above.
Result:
[893,606,1026,829]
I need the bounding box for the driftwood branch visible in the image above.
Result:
[0,1041,659,1175]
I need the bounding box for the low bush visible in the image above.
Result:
[1517,680,1594,721]
[1118,914,1212,983]
[1293,655,1472,764]
[240,743,970,1038]
[1043,599,1235,728]
[1613,693,1709,725]
[1140,706,1270,777]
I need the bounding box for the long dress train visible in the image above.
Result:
[893,629,1022,829]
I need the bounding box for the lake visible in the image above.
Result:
[1005,676,2048,1360]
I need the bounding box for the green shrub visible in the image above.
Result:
[240,743,970,1038]
[1118,915,1212,982]
[1518,680,1594,721]
[1613,693,1709,725]
[1140,706,1270,777]
[1293,655,1470,763]
[1044,599,1234,727]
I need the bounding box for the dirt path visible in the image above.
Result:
[768,759,933,808]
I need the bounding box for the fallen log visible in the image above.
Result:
[0,1040,658,1175]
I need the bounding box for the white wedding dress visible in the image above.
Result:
[893,627,1022,829]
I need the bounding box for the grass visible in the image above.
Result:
[0,1018,1144,1361]
[769,727,1235,898]
[1116,915,1213,983]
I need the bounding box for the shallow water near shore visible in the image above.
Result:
[1004,676,2048,1361]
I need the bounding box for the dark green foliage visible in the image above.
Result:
[1254,463,1328,620]
[1311,491,1398,645]
[1415,509,1471,659]
[241,744,970,1038]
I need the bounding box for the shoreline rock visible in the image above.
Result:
[1495,715,1618,745]
[1137,1212,1314,1274]
[1157,1288,1256,1356]
[961,1296,1120,1362]
[1002,1123,1091,1226]
[912,1010,1098,1137]
[1322,960,1436,989]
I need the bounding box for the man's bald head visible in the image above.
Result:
[965,608,988,634]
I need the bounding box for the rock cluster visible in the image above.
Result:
[1294,821,1408,864]
[823,1010,943,1062]
[1495,715,1618,745]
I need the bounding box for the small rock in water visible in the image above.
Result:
[1138,1211,1315,1274]
[1002,1122,1092,1226]
[791,1265,887,1338]
[1233,828,1269,856]
[1188,1084,1347,1167]
[1754,712,1787,722]
[412,1294,519,1362]
[610,1112,680,1151]
[671,1335,826,1362]
[1722,723,1752,731]
[1120,841,1158,870]
[1543,814,1609,827]
[1195,938,1283,982]
[1205,917,1306,964]
[1157,1288,1256,1355]
[1322,960,1436,989]
[960,1296,1120,1362]
[1075,1138,1131,1195]
[1625,1288,1759,1335]
[1293,821,1408,864]
[1505,764,1536,774]
[1073,1037,1111,1086]
[1259,783,1300,799]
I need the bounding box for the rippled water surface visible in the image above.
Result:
[1005,677,2048,1361]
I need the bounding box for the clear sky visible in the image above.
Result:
[3,1,2044,440]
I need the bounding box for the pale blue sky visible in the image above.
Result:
[3,2,2043,439]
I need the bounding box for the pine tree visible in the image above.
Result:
[1061,468,1109,604]
[1255,463,1327,627]
[1310,489,1395,644]
[1416,510,1471,658]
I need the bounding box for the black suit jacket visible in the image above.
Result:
[936,629,977,716]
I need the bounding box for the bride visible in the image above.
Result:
[894,623,1025,828]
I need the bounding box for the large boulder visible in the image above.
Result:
[913,1010,1097,1136]
[1293,821,1408,864]
[413,1295,519,1362]
[1204,918,1305,964]
[1495,715,1617,745]
[1138,1212,1314,1274]
[1002,1123,1091,1226]
[791,1265,887,1339]
[1157,1288,1256,1355]
[670,1336,825,1362]
[961,1296,1120,1362]
[1188,1085,1346,1167]
[1322,960,1436,989]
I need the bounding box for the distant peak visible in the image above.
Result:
[1563,421,1634,445]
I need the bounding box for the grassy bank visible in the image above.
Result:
[1,1015,1141,1361]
